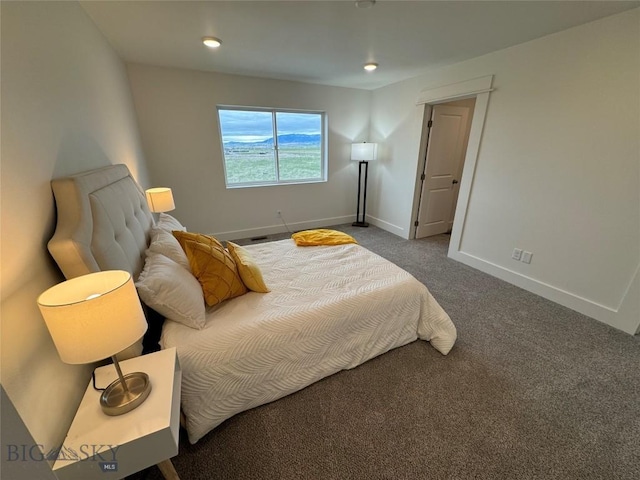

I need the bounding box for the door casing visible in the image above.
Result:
[409,75,493,262]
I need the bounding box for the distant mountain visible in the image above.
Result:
[224,134,320,147]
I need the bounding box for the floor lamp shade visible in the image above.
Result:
[351,142,378,162]
[37,270,147,364]
[351,142,378,227]
[145,187,175,213]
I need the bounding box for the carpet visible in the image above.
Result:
[128,225,639,480]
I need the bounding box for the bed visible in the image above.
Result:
[47,164,457,444]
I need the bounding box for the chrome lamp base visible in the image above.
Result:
[100,356,152,416]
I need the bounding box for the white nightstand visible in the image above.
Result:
[53,348,182,480]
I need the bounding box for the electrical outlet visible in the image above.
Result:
[521,251,533,264]
[512,248,523,261]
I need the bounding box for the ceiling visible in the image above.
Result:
[81,1,639,90]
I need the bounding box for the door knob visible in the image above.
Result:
[452,179,459,184]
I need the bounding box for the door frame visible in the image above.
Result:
[409,75,493,261]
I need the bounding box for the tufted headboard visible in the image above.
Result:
[48,164,154,280]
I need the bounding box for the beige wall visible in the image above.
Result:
[1,1,149,458]
[369,9,640,334]
[126,64,371,240]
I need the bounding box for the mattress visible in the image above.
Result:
[160,239,456,443]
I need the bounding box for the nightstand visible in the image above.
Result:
[53,348,182,480]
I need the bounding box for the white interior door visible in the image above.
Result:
[415,104,470,239]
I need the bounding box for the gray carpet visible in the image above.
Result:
[129,225,639,480]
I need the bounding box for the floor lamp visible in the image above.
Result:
[351,142,378,227]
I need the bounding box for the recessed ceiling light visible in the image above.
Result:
[355,0,376,8]
[202,37,222,48]
[364,63,378,72]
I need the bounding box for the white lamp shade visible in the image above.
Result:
[145,187,175,213]
[351,142,378,162]
[37,271,147,364]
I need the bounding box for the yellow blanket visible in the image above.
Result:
[291,229,358,246]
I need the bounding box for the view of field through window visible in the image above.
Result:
[218,109,324,186]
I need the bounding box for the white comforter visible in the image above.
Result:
[161,240,456,443]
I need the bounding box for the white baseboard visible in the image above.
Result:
[449,249,639,335]
[213,215,355,241]
[366,215,406,238]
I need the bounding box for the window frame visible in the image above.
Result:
[217,105,328,188]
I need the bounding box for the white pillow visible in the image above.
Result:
[135,251,206,330]
[156,213,186,232]
[148,227,190,271]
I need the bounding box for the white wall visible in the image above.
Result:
[126,64,371,240]
[1,0,149,460]
[369,9,640,334]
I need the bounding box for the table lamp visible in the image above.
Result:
[37,270,151,416]
[351,142,378,227]
[145,187,175,213]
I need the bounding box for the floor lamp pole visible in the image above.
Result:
[353,160,369,227]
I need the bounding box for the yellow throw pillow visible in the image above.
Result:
[172,231,223,251]
[182,240,247,307]
[226,242,270,293]
[291,229,357,246]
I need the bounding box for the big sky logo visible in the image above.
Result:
[5,443,120,464]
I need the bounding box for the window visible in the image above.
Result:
[217,107,326,187]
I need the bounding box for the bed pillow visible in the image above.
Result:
[172,231,223,250]
[147,227,191,271]
[156,213,187,232]
[291,229,357,246]
[226,242,270,293]
[183,239,247,307]
[135,251,206,329]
